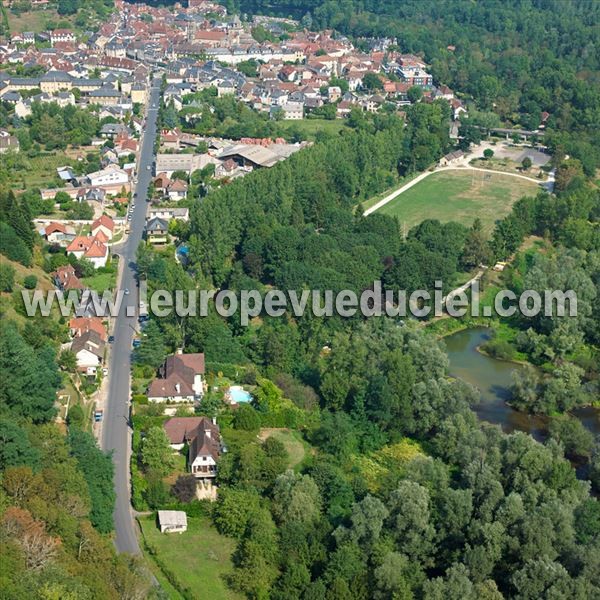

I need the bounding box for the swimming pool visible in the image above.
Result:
[228,386,252,404]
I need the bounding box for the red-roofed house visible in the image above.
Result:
[163,416,222,478]
[53,264,84,291]
[91,215,115,240]
[148,351,206,403]
[44,221,76,246]
[66,235,109,268]
[69,317,107,341]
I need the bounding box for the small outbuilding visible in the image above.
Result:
[157,510,188,534]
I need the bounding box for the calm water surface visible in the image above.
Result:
[444,327,599,441]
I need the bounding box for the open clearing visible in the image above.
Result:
[377,169,540,231]
[277,118,347,139]
[259,428,308,469]
[139,515,242,600]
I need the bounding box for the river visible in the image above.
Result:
[444,327,599,441]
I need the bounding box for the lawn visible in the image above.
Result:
[81,270,116,292]
[277,118,347,140]
[139,515,242,600]
[259,428,308,469]
[376,169,540,232]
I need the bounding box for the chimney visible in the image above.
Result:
[176,348,183,355]
[212,416,217,425]
[175,382,180,393]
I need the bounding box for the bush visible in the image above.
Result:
[67,403,85,428]
[233,403,261,431]
[132,394,149,405]
[23,274,38,289]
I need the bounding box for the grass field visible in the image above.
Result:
[377,169,540,231]
[259,428,308,469]
[81,270,117,292]
[9,152,73,190]
[6,7,73,33]
[277,118,347,140]
[139,515,242,600]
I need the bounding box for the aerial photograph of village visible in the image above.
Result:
[0,0,599,598]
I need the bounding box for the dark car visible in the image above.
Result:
[108,335,115,343]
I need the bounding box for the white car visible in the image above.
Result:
[127,214,132,221]
[146,165,151,170]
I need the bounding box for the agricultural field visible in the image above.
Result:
[6,151,75,190]
[377,169,540,231]
[139,515,242,600]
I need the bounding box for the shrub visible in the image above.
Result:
[23,274,38,289]
[233,403,261,431]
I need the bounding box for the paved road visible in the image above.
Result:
[101,77,161,554]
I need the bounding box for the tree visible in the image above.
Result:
[362,72,384,91]
[133,320,166,370]
[549,416,594,457]
[521,156,532,170]
[58,349,77,372]
[461,218,491,268]
[483,148,494,160]
[172,475,197,503]
[509,366,541,412]
[68,429,115,533]
[387,481,435,563]
[0,420,39,470]
[407,85,423,104]
[141,426,175,477]
[170,170,189,182]
[144,470,171,509]
[0,324,60,422]
[0,262,15,292]
[271,470,322,527]
[213,487,261,538]
[66,403,85,429]
[233,403,261,431]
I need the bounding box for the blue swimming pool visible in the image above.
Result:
[228,386,252,403]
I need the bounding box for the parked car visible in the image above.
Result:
[108,335,115,343]
[94,410,103,423]
[132,339,141,348]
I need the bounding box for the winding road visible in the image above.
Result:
[101,76,161,554]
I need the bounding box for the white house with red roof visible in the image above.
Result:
[91,214,115,241]
[66,235,109,268]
